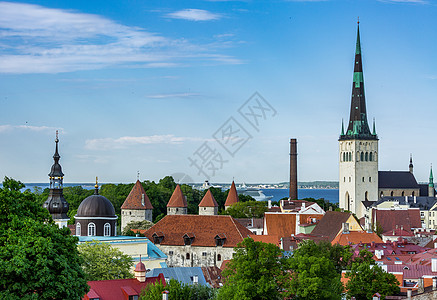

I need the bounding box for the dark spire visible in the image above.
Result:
[340,22,377,141]
[429,165,434,187]
[94,176,99,195]
[409,154,414,174]
[43,131,69,221]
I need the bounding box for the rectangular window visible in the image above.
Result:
[169,251,174,255]
[202,252,207,257]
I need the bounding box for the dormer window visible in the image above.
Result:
[183,233,195,245]
[152,232,164,244]
[215,234,227,247]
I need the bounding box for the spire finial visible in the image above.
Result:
[94,176,99,195]
[137,171,140,181]
[55,130,59,142]
[357,16,360,25]
[139,254,142,262]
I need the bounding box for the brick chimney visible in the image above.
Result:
[289,138,298,200]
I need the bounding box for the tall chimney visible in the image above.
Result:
[289,138,298,200]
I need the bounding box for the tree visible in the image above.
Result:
[222,201,267,218]
[0,177,89,300]
[141,279,215,300]
[218,237,291,300]
[78,241,134,281]
[122,220,154,235]
[345,262,399,300]
[288,240,343,299]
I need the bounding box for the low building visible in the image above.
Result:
[144,215,253,268]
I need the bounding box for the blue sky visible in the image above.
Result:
[0,0,436,184]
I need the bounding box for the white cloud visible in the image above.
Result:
[85,135,206,150]
[166,9,222,21]
[146,92,200,99]
[0,2,238,73]
[0,124,62,133]
[377,0,428,3]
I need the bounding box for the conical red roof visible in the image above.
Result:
[121,180,153,210]
[225,181,239,207]
[167,184,187,208]
[199,189,218,207]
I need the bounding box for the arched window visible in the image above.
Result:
[88,223,95,236]
[186,253,190,260]
[390,191,394,197]
[412,191,415,197]
[362,177,365,182]
[365,152,369,161]
[365,191,368,201]
[369,152,373,161]
[380,191,384,198]
[360,152,364,161]
[349,152,352,161]
[217,254,222,261]
[369,177,372,182]
[76,222,81,236]
[104,223,111,237]
[346,192,350,211]
[343,152,346,162]
[401,191,405,196]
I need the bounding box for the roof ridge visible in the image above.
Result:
[229,215,244,240]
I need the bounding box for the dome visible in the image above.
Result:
[49,162,64,177]
[134,261,146,272]
[76,194,116,218]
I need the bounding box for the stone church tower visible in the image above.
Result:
[339,23,378,219]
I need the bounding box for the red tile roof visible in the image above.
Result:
[264,213,297,237]
[373,209,421,233]
[199,189,218,207]
[121,180,153,210]
[201,266,223,288]
[225,181,239,207]
[166,185,187,208]
[83,274,164,300]
[144,215,253,248]
[331,231,383,246]
[383,228,414,237]
[251,234,280,246]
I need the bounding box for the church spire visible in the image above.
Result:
[429,164,435,197]
[409,154,414,173]
[340,21,376,141]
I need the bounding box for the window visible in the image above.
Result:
[365,152,369,161]
[104,223,111,237]
[202,252,207,257]
[362,177,365,182]
[349,177,351,183]
[217,254,222,261]
[128,296,139,300]
[169,251,174,255]
[360,152,364,161]
[402,191,405,196]
[391,191,394,197]
[88,223,95,236]
[369,177,372,182]
[186,253,190,260]
[369,152,373,161]
[412,191,415,196]
[76,222,81,236]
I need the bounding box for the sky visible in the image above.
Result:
[0,0,436,184]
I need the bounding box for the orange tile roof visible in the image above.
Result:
[264,213,297,237]
[225,181,239,207]
[331,231,383,246]
[144,215,253,248]
[251,234,280,246]
[199,189,218,207]
[121,180,153,210]
[166,184,187,208]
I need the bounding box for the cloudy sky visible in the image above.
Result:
[0,0,436,184]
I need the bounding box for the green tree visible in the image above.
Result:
[0,177,88,300]
[141,279,216,300]
[78,241,134,281]
[218,237,291,300]
[222,200,267,218]
[345,262,399,300]
[122,220,154,235]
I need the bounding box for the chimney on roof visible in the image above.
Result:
[301,202,305,210]
[432,258,437,272]
[342,223,350,234]
[268,199,272,209]
[407,289,412,299]
[375,249,383,260]
[289,138,298,200]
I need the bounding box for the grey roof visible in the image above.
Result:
[146,267,208,286]
[374,196,437,210]
[378,171,419,189]
[76,194,116,217]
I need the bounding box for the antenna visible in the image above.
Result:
[137,171,140,181]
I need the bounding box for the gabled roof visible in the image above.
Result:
[167,184,187,208]
[264,213,297,237]
[199,189,218,207]
[378,171,419,189]
[382,228,414,237]
[121,180,153,210]
[83,275,164,300]
[373,208,422,233]
[331,231,383,246]
[225,181,239,207]
[143,215,252,248]
[311,211,352,242]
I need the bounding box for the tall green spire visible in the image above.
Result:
[341,119,345,136]
[340,20,376,141]
[372,118,376,135]
[429,164,434,187]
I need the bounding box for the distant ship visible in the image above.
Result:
[199,180,223,190]
[237,183,273,201]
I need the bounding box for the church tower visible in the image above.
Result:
[43,131,70,228]
[339,22,378,219]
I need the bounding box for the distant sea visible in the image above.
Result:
[261,188,339,203]
[17,183,339,204]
